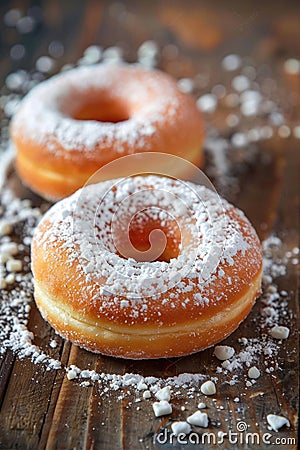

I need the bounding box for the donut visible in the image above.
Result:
[10,64,204,200]
[31,175,262,359]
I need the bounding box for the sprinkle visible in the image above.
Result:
[231,132,248,147]
[270,326,290,340]
[200,380,216,396]
[6,259,22,272]
[49,340,58,349]
[5,273,15,285]
[293,125,300,139]
[231,75,250,92]
[226,114,239,127]
[82,45,102,64]
[102,46,123,62]
[143,390,151,399]
[211,84,226,99]
[10,44,26,61]
[283,58,300,75]
[48,41,64,59]
[278,125,291,138]
[240,90,261,116]
[198,402,206,409]
[67,369,78,381]
[171,421,191,436]
[137,40,158,60]
[248,366,260,379]
[155,386,171,402]
[224,93,239,107]
[137,381,148,391]
[0,220,12,236]
[222,54,241,71]
[196,94,217,113]
[214,345,235,361]
[187,410,209,427]
[178,78,194,94]
[16,16,35,34]
[3,8,22,27]
[152,400,172,417]
[267,414,290,432]
[36,56,55,73]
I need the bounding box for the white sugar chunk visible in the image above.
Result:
[171,421,191,436]
[0,253,10,264]
[6,259,22,272]
[83,45,102,64]
[137,40,158,60]
[155,386,171,401]
[284,58,300,75]
[270,325,290,339]
[293,125,300,139]
[232,75,250,92]
[1,242,18,255]
[200,380,216,396]
[222,54,241,71]
[67,369,78,380]
[187,410,209,427]
[4,8,22,27]
[5,273,15,284]
[196,94,217,113]
[0,278,7,289]
[231,132,248,147]
[198,402,206,409]
[248,366,261,379]
[0,220,12,236]
[267,414,290,432]
[137,381,148,391]
[143,390,151,399]
[214,345,235,361]
[178,78,194,93]
[36,56,55,73]
[152,400,172,417]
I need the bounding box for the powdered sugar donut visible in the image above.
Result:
[10,64,204,200]
[31,176,262,359]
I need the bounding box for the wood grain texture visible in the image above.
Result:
[0,0,299,449]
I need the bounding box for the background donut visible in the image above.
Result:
[10,64,204,199]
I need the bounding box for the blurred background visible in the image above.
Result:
[1,0,300,75]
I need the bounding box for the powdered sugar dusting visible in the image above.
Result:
[11,64,189,155]
[33,175,260,314]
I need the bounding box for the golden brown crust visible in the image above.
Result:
[10,65,204,199]
[31,177,263,359]
[34,270,262,359]
[32,207,262,328]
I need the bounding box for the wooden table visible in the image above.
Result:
[0,1,299,449]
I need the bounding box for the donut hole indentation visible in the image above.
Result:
[113,208,182,263]
[71,95,130,123]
